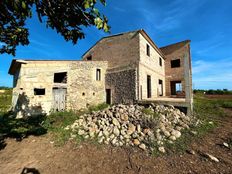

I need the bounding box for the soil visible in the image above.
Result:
[205,94,232,99]
[0,109,232,174]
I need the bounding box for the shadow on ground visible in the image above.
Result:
[0,111,47,150]
[21,167,40,174]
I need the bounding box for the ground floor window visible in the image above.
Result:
[34,88,45,95]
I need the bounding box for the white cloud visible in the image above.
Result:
[192,58,232,89]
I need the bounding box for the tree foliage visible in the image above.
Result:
[193,89,232,95]
[0,0,110,56]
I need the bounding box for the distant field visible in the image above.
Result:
[205,94,232,99]
[0,89,12,113]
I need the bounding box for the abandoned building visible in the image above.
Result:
[8,29,193,117]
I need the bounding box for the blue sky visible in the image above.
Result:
[1,0,232,89]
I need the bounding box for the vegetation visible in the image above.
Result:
[0,86,12,90]
[194,89,232,95]
[1,88,231,152]
[0,0,110,56]
[163,94,232,154]
[88,103,109,113]
[0,88,12,113]
[0,90,109,145]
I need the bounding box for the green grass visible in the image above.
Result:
[0,89,12,113]
[0,94,108,145]
[0,112,47,139]
[160,94,230,154]
[42,103,109,145]
[42,111,80,145]
[88,103,109,113]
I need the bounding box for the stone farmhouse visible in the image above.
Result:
[8,29,193,117]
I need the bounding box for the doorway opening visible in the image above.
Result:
[158,79,163,96]
[52,88,67,111]
[171,81,182,95]
[147,75,151,98]
[106,89,111,104]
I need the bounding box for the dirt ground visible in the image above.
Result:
[205,94,232,99]
[0,109,232,174]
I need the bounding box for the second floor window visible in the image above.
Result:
[171,59,180,68]
[159,57,162,66]
[146,44,150,56]
[96,69,101,81]
[54,72,67,83]
[87,55,92,60]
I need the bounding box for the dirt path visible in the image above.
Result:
[1,109,232,174]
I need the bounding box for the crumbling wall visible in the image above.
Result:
[11,60,107,117]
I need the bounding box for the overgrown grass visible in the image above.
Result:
[0,89,12,113]
[0,112,47,139]
[42,103,109,145]
[88,103,109,113]
[42,111,80,145]
[0,100,109,145]
[160,94,230,154]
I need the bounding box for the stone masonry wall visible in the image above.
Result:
[82,31,140,70]
[12,60,107,117]
[12,61,71,117]
[105,69,137,104]
[138,33,166,100]
[67,61,107,110]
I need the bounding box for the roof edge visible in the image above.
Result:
[81,29,141,58]
[8,59,27,75]
[138,29,165,57]
[159,40,191,49]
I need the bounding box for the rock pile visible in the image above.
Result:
[66,104,194,152]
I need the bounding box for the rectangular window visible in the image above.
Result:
[159,57,162,66]
[54,72,67,83]
[87,55,92,60]
[171,59,180,68]
[146,44,150,56]
[96,69,101,81]
[34,88,45,95]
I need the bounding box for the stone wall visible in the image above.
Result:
[67,61,107,110]
[11,60,107,117]
[12,61,71,117]
[105,69,137,104]
[138,33,166,100]
[82,31,140,70]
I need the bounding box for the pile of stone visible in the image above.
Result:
[65,104,193,152]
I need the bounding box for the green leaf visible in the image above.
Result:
[22,1,26,9]
[84,1,90,9]
[93,8,99,15]
[94,17,103,29]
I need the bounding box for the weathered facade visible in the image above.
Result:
[9,29,193,117]
[9,60,107,117]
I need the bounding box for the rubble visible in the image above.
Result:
[65,104,194,152]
